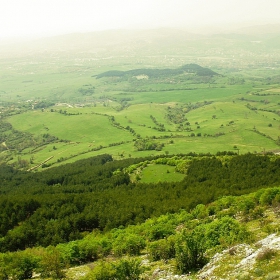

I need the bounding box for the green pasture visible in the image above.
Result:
[14,141,168,169]
[1,35,280,170]
[9,123,278,170]
[139,164,185,183]
[113,103,175,135]
[5,89,280,169]
[0,56,265,104]
[0,55,130,102]
[8,110,134,144]
[161,132,276,155]
[118,85,251,105]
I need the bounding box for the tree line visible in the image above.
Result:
[0,153,280,252]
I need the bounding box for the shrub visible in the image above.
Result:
[175,231,207,273]
[237,272,251,280]
[249,206,265,220]
[191,204,208,219]
[112,233,145,256]
[228,246,237,256]
[259,188,280,206]
[57,241,80,265]
[39,246,66,279]
[147,222,175,241]
[0,269,8,280]
[83,258,143,280]
[84,261,115,280]
[195,216,250,249]
[114,258,143,280]
[238,197,255,214]
[254,267,264,277]
[0,251,38,280]
[147,236,176,261]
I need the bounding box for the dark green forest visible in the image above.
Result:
[94,64,218,79]
[1,153,280,253]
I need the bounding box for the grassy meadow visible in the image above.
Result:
[1,30,280,171]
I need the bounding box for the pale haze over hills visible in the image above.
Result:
[1,0,280,40]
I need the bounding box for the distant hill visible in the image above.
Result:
[95,63,218,79]
[235,23,280,35]
[1,25,280,59]
[0,28,202,58]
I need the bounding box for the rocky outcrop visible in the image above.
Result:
[197,233,280,279]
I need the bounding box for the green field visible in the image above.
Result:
[1,29,280,170]
[139,164,185,183]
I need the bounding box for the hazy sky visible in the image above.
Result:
[1,0,280,38]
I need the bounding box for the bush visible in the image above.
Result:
[0,269,8,280]
[114,258,143,280]
[84,261,115,280]
[254,267,264,277]
[259,188,280,206]
[39,246,66,279]
[175,231,207,273]
[57,235,112,265]
[195,216,250,249]
[191,204,208,219]
[147,222,175,241]
[0,251,38,280]
[147,236,176,261]
[78,241,98,263]
[238,197,255,214]
[83,258,143,280]
[112,233,145,256]
[57,241,80,265]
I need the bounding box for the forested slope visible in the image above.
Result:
[95,64,217,79]
[1,182,280,279]
[0,153,280,253]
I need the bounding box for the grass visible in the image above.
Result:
[1,35,280,168]
[139,164,185,183]
[8,110,134,144]
[5,93,280,169]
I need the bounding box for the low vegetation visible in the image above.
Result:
[1,153,280,251]
[1,161,280,278]
[0,153,279,278]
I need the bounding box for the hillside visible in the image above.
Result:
[1,153,280,278]
[1,27,280,279]
[66,191,280,279]
[0,153,280,248]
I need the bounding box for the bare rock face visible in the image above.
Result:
[197,233,280,279]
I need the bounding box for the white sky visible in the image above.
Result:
[0,0,280,38]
